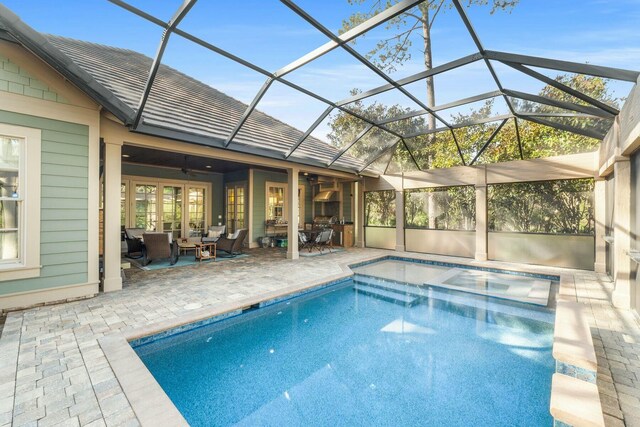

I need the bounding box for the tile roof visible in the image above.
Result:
[45,35,364,171]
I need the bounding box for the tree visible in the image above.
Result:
[340,0,518,130]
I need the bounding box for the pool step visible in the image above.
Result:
[353,284,420,307]
[354,275,553,322]
[354,275,426,297]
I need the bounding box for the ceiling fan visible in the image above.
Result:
[180,155,199,178]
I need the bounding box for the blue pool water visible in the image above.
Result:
[134,280,555,426]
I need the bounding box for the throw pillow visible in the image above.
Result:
[208,230,222,238]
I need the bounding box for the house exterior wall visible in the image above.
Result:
[0,110,89,296]
[598,78,640,310]
[0,41,100,310]
[0,52,70,104]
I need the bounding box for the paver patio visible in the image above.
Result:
[0,248,639,427]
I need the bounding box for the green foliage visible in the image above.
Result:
[488,179,595,234]
[404,185,475,229]
[365,190,396,226]
[329,74,617,172]
[331,0,616,174]
[340,0,518,74]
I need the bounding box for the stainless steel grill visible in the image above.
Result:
[312,215,337,228]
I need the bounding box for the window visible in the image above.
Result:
[0,124,41,280]
[488,179,594,234]
[365,190,396,226]
[0,136,20,262]
[404,186,475,230]
[266,182,286,222]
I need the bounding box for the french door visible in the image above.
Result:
[226,183,246,234]
[162,186,182,240]
[125,177,209,238]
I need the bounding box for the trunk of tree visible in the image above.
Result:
[420,4,437,228]
[420,3,436,131]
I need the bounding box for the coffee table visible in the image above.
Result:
[177,240,197,256]
[195,242,216,262]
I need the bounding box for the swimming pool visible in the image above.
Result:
[133,268,556,426]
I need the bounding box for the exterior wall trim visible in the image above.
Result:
[0,281,99,311]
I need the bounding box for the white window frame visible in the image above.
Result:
[265,181,288,222]
[122,175,211,238]
[0,123,41,281]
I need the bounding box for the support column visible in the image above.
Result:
[248,168,257,248]
[613,158,632,308]
[355,180,365,248]
[594,178,607,273]
[475,167,488,261]
[103,140,123,292]
[287,167,299,260]
[395,190,405,252]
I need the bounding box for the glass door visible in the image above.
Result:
[162,185,182,240]
[226,184,246,234]
[134,184,157,230]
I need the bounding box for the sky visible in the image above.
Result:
[3,0,640,142]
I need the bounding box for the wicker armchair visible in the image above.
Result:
[202,225,226,244]
[216,229,248,257]
[142,232,178,266]
[124,228,145,259]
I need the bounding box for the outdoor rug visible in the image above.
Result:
[298,247,345,257]
[126,253,249,271]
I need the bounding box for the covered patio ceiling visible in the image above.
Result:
[3,0,638,176]
[120,145,276,174]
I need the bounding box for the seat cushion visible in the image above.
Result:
[208,229,222,239]
[208,225,226,235]
[125,228,145,239]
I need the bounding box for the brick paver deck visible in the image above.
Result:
[0,247,638,426]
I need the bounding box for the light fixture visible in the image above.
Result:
[122,154,130,158]
[303,172,309,176]
[206,165,212,169]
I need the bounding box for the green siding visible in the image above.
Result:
[0,54,70,104]
[0,109,89,296]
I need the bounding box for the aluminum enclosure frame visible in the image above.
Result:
[102,0,639,175]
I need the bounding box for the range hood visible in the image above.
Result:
[314,190,337,202]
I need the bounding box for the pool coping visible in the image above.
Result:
[98,252,603,427]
